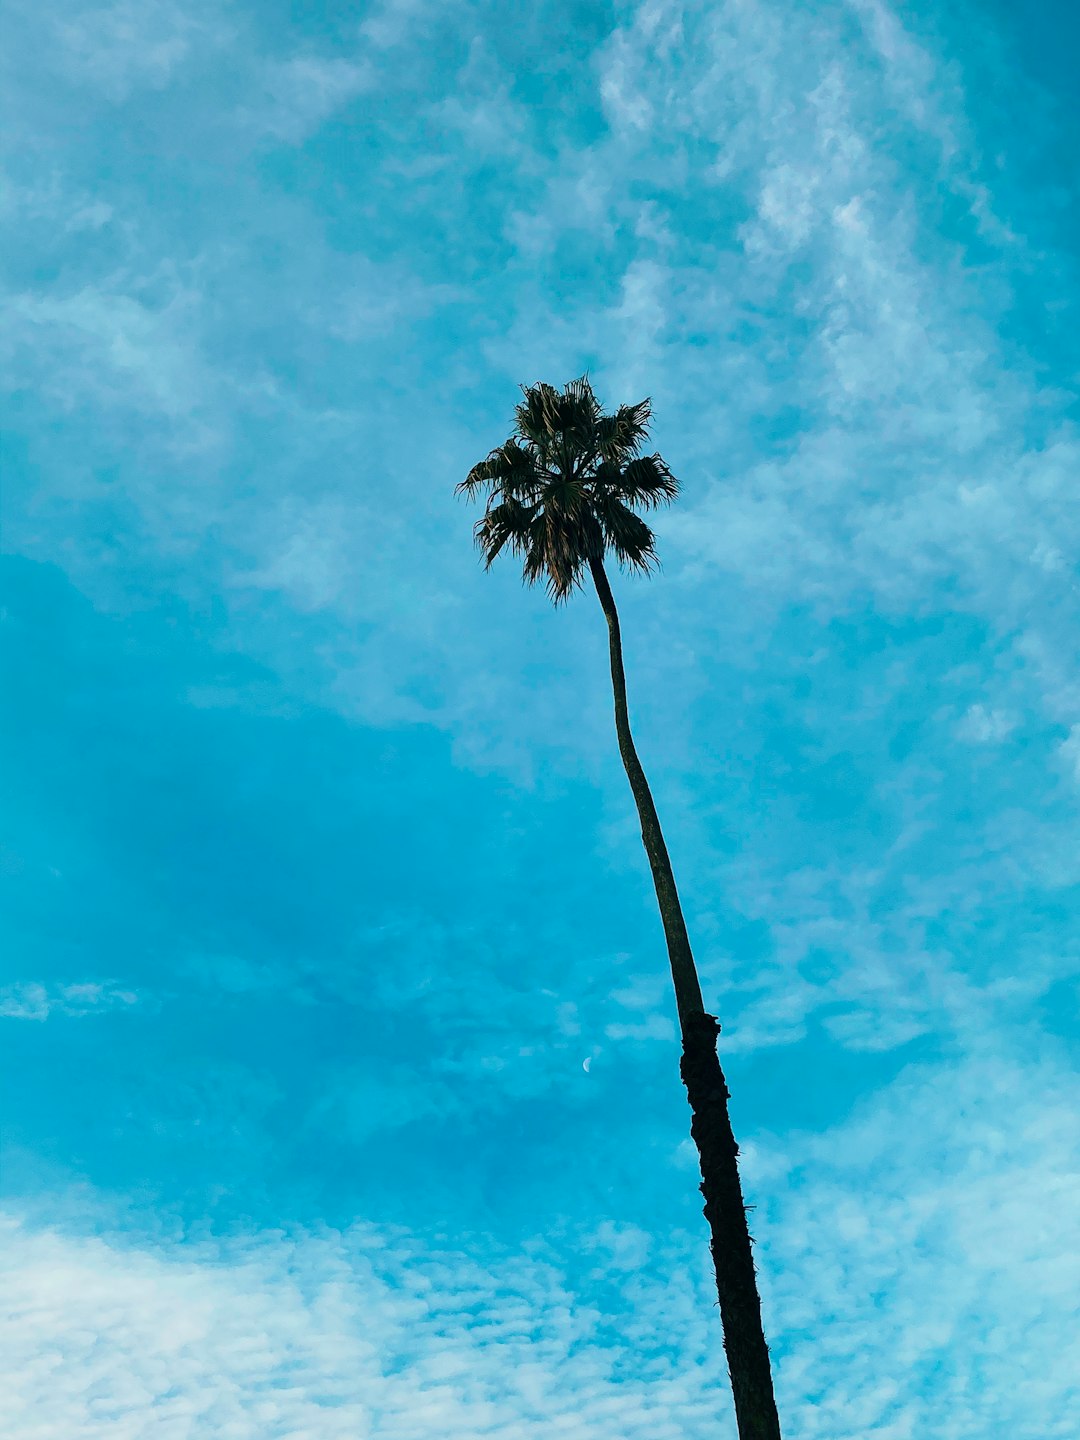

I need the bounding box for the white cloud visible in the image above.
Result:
[753,1048,1080,1438]
[4,1043,1076,1437]
[3,281,212,424]
[359,0,438,50]
[0,981,139,1021]
[956,703,1016,744]
[47,0,229,101]
[536,0,1080,817]
[604,1012,676,1042]
[245,55,375,142]
[0,1212,727,1439]
[233,497,356,612]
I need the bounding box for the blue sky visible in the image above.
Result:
[2,0,1079,1434]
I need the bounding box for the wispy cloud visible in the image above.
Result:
[5,282,211,422]
[0,981,139,1021]
[242,55,376,142]
[49,0,225,100]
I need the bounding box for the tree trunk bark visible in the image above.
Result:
[588,553,782,1440]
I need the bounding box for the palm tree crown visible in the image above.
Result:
[456,376,679,600]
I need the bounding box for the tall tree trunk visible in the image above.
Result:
[588,553,782,1440]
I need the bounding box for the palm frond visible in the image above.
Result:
[597,495,659,573]
[513,377,605,469]
[610,400,653,460]
[616,453,679,508]
[513,383,561,453]
[554,378,603,456]
[474,498,538,568]
[456,439,540,499]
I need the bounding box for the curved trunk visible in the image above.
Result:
[588,554,782,1440]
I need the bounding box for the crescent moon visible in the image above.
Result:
[582,1057,592,1073]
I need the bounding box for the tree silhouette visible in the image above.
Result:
[459,377,783,1440]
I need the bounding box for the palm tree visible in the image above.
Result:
[458,377,783,1440]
